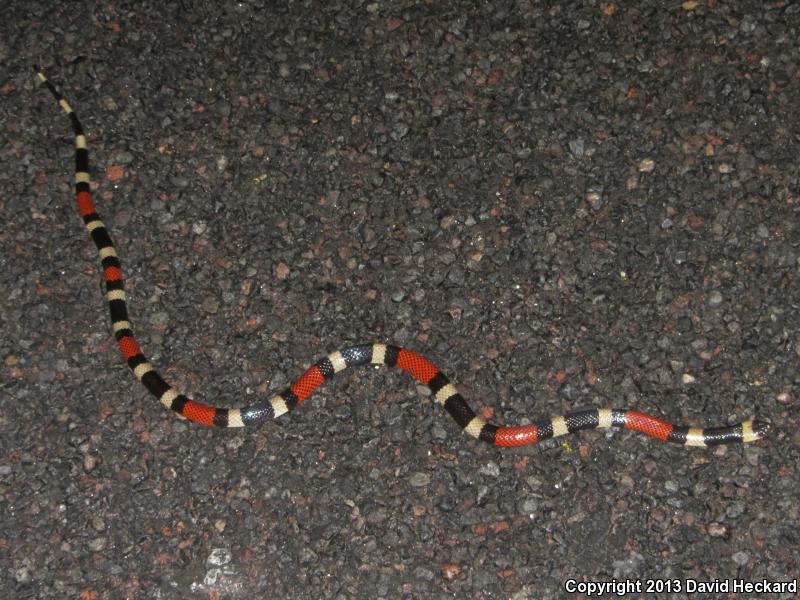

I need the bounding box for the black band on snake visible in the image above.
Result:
[34,67,769,448]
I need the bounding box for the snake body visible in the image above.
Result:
[35,68,768,448]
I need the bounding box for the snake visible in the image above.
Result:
[34,67,769,448]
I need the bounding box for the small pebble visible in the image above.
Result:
[731,551,750,566]
[479,461,500,477]
[441,563,462,581]
[208,548,233,567]
[638,158,655,172]
[89,537,107,552]
[708,522,727,537]
[440,215,457,229]
[202,296,220,313]
[518,497,538,515]
[586,189,603,210]
[409,472,430,487]
[14,567,32,584]
[726,501,745,519]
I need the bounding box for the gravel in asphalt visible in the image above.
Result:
[2,1,799,598]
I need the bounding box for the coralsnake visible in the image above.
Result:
[34,67,769,448]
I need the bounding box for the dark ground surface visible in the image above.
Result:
[2,1,799,598]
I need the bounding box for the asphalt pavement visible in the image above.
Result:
[2,1,799,598]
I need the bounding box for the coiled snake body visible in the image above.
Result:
[35,68,768,448]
